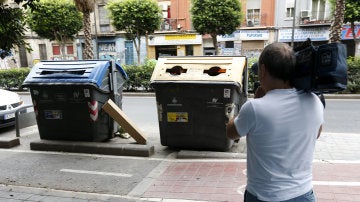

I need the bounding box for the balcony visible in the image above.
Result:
[158,18,182,32]
[299,11,332,27]
[300,18,332,26]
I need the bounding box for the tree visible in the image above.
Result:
[107,0,162,64]
[0,0,38,59]
[191,0,242,55]
[0,4,27,59]
[74,0,95,60]
[329,0,346,43]
[27,0,82,60]
[330,0,360,41]
[344,0,360,40]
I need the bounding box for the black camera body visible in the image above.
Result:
[251,40,348,94]
[292,41,348,94]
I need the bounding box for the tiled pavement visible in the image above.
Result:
[1,127,360,201]
[142,161,360,202]
[140,131,360,202]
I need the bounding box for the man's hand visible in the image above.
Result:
[226,118,240,141]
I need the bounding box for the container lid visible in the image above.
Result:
[150,56,246,83]
[23,60,127,87]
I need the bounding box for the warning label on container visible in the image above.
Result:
[167,112,188,123]
[224,88,231,98]
[84,89,90,98]
[44,110,63,120]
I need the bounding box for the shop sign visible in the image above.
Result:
[239,30,269,40]
[217,30,240,41]
[278,27,329,42]
[148,34,202,45]
[165,34,196,40]
[342,25,360,40]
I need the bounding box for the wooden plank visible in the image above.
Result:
[102,99,147,145]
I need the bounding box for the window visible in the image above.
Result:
[185,45,193,56]
[312,0,325,20]
[98,5,110,32]
[286,0,295,18]
[225,41,234,48]
[286,8,294,18]
[52,45,60,55]
[39,44,47,60]
[52,45,74,56]
[67,45,74,55]
[246,9,260,26]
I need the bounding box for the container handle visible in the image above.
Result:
[166,66,187,75]
[40,70,86,75]
[203,66,226,76]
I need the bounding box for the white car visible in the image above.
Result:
[0,89,24,128]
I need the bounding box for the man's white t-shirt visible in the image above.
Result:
[234,88,324,201]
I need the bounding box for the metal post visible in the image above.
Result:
[291,0,297,47]
[93,0,99,59]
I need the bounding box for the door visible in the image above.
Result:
[125,41,134,65]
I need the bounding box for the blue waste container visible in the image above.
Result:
[22,60,127,142]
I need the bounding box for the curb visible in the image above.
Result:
[30,139,155,157]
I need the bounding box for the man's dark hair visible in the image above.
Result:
[258,42,296,82]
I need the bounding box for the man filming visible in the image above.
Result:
[227,42,324,201]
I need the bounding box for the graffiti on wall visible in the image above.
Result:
[0,51,18,69]
[98,42,117,60]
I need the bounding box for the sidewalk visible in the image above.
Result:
[0,125,360,202]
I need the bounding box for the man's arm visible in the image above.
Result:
[226,118,240,140]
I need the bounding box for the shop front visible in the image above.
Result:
[239,29,272,58]
[147,34,203,59]
[278,25,360,56]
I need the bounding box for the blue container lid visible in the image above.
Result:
[23,60,128,88]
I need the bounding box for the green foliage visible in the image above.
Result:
[247,57,259,92]
[330,0,360,26]
[0,68,31,90]
[191,0,242,36]
[345,56,360,93]
[123,59,156,91]
[26,0,82,42]
[107,0,162,64]
[107,0,162,40]
[0,5,30,59]
[344,0,360,25]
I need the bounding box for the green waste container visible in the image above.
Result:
[151,56,248,151]
[22,60,127,142]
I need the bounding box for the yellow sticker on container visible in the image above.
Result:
[167,112,188,122]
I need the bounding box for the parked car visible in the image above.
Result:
[0,89,24,128]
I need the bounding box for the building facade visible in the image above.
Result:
[3,0,359,69]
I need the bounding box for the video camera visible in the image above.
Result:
[293,39,348,93]
[251,39,348,94]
